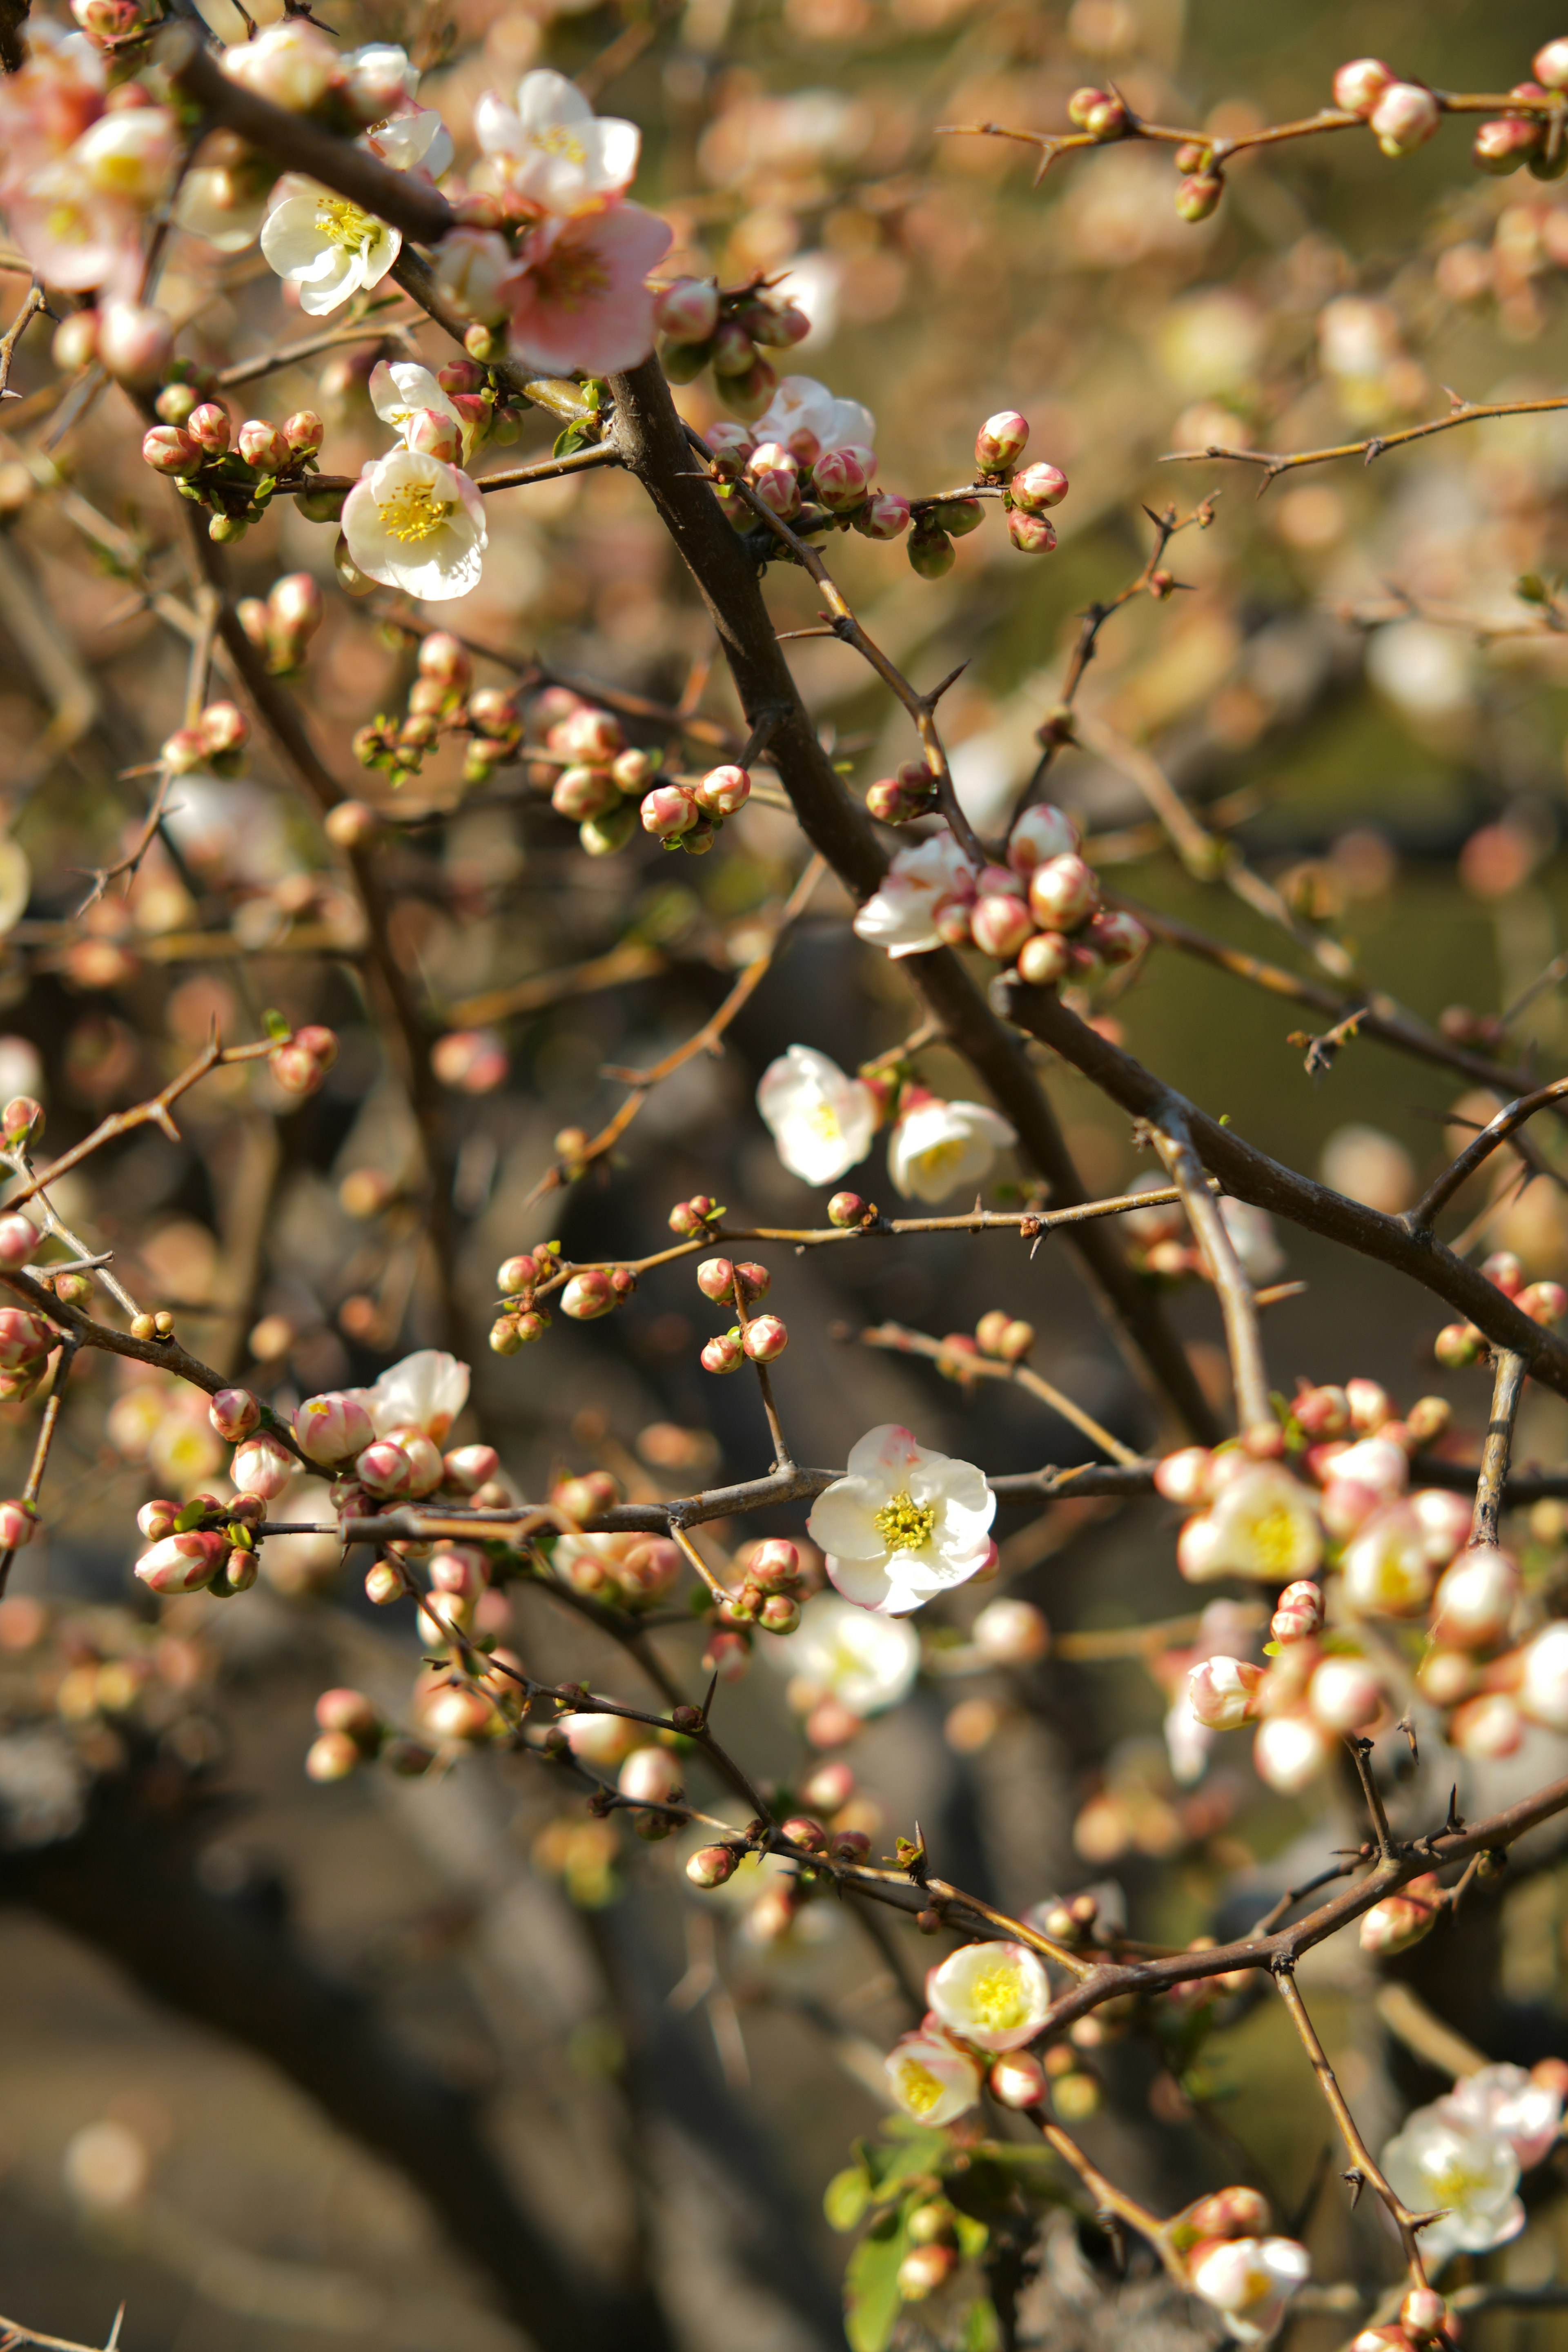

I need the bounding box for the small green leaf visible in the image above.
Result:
[552,421,591,459]
[824,2165,871,2231]
[844,2207,908,2352]
[962,2296,1002,2352]
[262,1008,291,1041]
[953,2212,989,2259]
[1517,572,1551,604]
[173,1499,207,1532]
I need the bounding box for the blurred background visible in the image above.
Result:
[7,0,1568,2345]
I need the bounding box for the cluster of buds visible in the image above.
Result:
[133,1494,259,1600]
[696,1252,786,1376]
[142,394,324,543]
[1347,2290,1458,2352]
[655,277,810,416]
[0,1307,59,1406]
[488,1245,559,1353]
[304,1686,425,1782]
[354,628,514,793]
[939,801,1148,986]
[1168,2189,1312,2344]
[552,1526,682,1613]
[509,687,661,855]
[716,1537,806,1636]
[236,574,326,678]
[907,408,1069,571]
[1435,1250,1566,1366]
[864,760,938,826]
[640,762,751,855]
[268,1022,338,1100]
[160,701,249,780]
[701,417,910,550]
[668,1193,722,1237]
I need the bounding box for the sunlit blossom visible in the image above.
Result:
[771,1592,919,1713]
[342,448,487,600]
[926,1941,1051,2051]
[1381,2106,1523,2269]
[852,828,976,958]
[475,68,639,217]
[752,372,875,461]
[369,359,476,460]
[756,1045,878,1185]
[886,1093,1017,1203]
[806,1424,995,1615]
[504,201,672,376]
[365,1349,470,1444]
[260,173,400,315]
[1176,1464,1322,1584]
[884,2025,982,2124]
[1438,2064,1564,2171]
[1188,2236,1311,2344]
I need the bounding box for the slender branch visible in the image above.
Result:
[1471,1348,1526,1550]
[0,2310,123,2352]
[216,316,421,389]
[0,1332,77,1598]
[0,280,47,401]
[1407,1076,1568,1232]
[1029,2114,1187,2283]
[1151,1113,1271,1435]
[1164,394,1568,492]
[2,1034,274,1218]
[853,1320,1140,1466]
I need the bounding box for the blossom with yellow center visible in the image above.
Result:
[886,1091,1017,1205]
[807,1424,995,1616]
[926,1940,1052,2052]
[342,448,486,603]
[474,67,639,218]
[1177,1462,1323,1584]
[884,2026,981,2125]
[756,1045,877,1186]
[260,173,400,316]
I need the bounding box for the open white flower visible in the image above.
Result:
[260,173,399,314]
[887,1094,1016,1203]
[807,1424,995,1615]
[753,373,875,459]
[366,1348,470,1444]
[777,1592,918,1714]
[853,828,974,958]
[365,106,454,180]
[884,2026,981,2125]
[1188,2236,1311,2345]
[474,67,639,218]
[369,359,474,459]
[1381,2107,1523,2269]
[756,1044,876,1185]
[1339,1501,1433,1616]
[1438,2065,1564,2172]
[1176,1464,1322,1584]
[926,1941,1051,2052]
[342,448,486,600]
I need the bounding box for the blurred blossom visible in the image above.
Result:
[1156,291,1265,399]
[1438,2065,1564,2171]
[1319,1125,1416,1215]
[773,1591,918,1710]
[1364,621,1474,719]
[756,1044,877,1184]
[1381,2107,1523,2268]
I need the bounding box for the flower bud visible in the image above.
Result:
[1085,910,1147,967]
[0,1215,34,1272]
[1307,1653,1381,1733]
[1011,462,1069,512]
[550,764,617,821]
[853,491,911,540]
[1400,2288,1448,2344]
[907,523,955,578]
[1432,1544,1520,1648]
[754,1592,796,1633]
[222,18,338,110]
[315,1685,379,1744]
[989,2051,1046,2108]
[1360,1872,1441,1955]
[306,1730,362,1782]
[701,1332,745,1375]
[229,1431,293,1500]
[655,278,720,342]
[1435,1319,1485,1367]
[686,1842,738,1887]
[898,2245,956,2301]
[1475,116,1544,173]
[976,410,1029,473]
[1008,803,1081,874]
[620,1744,684,1805]
[641,784,699,839]
[209,1387,260,1442]
[1175,171,1225,222]
[751,299,811,347]
[1537,38,1568,87]
[55,312,99,372]
[235,418,288,472]
[1371,81,1441,157]
[973,1598,1049,1663]
[137,1499,180,1541]
[813,445,875,510]
[295,1390,374,1465]
[826,1192,868,1228]
[0,1310,53,1368]
[971,893,1036,961]
[0,1499,36,1549]
[1028,853,1099,930]
[1519,1279,1568,1325]
[1345,1378,1392,1432]
[1181,2187,1273,2241]
[363,1559,403,1606]
[1189,1655,1264,1730]
[1333,58,1393,116]
[142,425,201,476]
[743,1314,787,1363]
[98,302,172,387]
[269,571,324,639]
[186,402,231,457]
[734,1261,771,1303]
[1010,929,1067,986]
[279,409,324,461]
[135,1528,227,1594]
[402,406,462,464]
[691,763,751,817]
[1271,1580,1323,1644]
[561,1269,617,1321]
[1253,1708,1332,1794]
[444,1444,499,1493]
[432,228,512,325]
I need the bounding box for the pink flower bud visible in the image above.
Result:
[1307,1653,1381,1733]
[1011,462,1069,512]
[135,1528,228,1594]
[1450,1690,1524,1757]
[1519,1280,1568,1325]
[548,706,625,764]
[1175,171,1225,222]
[430,1029,508,1094]
[315,1686,379,1743]
[236,418,290,472]
[355,1439,419,1498]
[98,302,172,389]
[1537,38,1568,88]
[430,1544,487,1600]
[209,1387,260,1442]
[282,409,323,458]
[230,1431,294,1501]
[1400,2288,1449,2344]
[1084,910,1147,967]
[1475,116,1545,173]
[641,784,699,839]
[1188,1655,1263,1730]
[619,1745,684,1804]
[908,523,955,578]
[0,1216,34,1271]
[691,763,751,817]
[743,1314,787,1363]
[696,1256,737,1303]
[976,410,1029,473]
[295,1390,374,1466]
[826,1192,868,1229]
[1432,1545,1520,1647]
[1345,1378,1392,1432]
[1182,2187,1273,2240]
[759,1592,800,1631]
[222,18,339,110]
[269,572,324,638]
[1333,57,1393,116]
[701,1332,745,1375]
[971,893,1036,961]
[194,704,247,768]
[421,1685,494,1743]
[735,1261,771,1302]
[561,1270,617,1321]
[687,1843,739,1886]
[1028,853,1099,930]
[1294,1384,1350,1438]
[1271,1580,1323,1643]
[750,463,801,519]
[1435,1319,1486,1367]
[988,2051,1046,2108]
[1155,1446,1215,1506]
[0,1310,52,1369]
[853,491,911,540]
[1371,81,1440,157]
[402,407,462,464]
[142,425,201,476]
[0,1499,36,1548]
[306,1731,362,1781]
[1011,930,1067,986]
[813,445,874,510]
[655,277,721,342]
[552,764,618,820]
[444,1444,499,1492]
[1360,1871,1441,1955]
[173,410,227,470]
[137,1498,180,1541]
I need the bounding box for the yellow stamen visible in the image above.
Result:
[535,245,611,313]
[895,2058,943,2115]
[315,196,378,255]
[964,1959,1031,2030]
[1248,1503,1305,1573]
[875,1491,935,1552]
[528,125,589,165]
[375,481,454,544]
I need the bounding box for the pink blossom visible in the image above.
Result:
[504,203,672,378]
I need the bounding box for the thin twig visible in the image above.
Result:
[1471,1348,1527,1550]
[853,1320,1140,1466]
[1406,1076,1568,1233]
[1151,1111,1271,1434]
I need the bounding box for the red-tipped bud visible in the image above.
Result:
[989,2051,1047,2109]
[0,1216,34,1270]
[970,893,1036,962]
[136,1498,180,1541]
[641,784,699,839]
[237,418,291,472]
[1175,171,1225,221]
[209,1387,260,1442]
[701,1331,745,1375]
[976,410,1029,473]
[269,571,324,639]
[828,1191,870,1227]
[306,1730,363,1781]
[1399,2288,1448,2343]
[742,1314,787,1363]
[853,490,911,540]
[1011,461,1069,512]
[98,301,171,388]
[1435,1320,1486,1367]
[135,1528,228,1594]
[759,1593,800,1633]
[1360,1872,1441,1954]
[0,1497,36,1548]
[186,402,231,456]
[561,1269,617,1321]
[1333,58,1393,116]
[655,277,720,342]
[686,1842,739,1887]
[143,424,202,476]
[1028,853,1099,930]
[691,763,751,817]
[1271,1580,1323,1644]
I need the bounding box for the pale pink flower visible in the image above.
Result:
[926,1942,1051,2051]
[1438,2065,1563,2172]
[1177,1464,1322,1584]
[504,202,671,376]
[1381,2107,1523,2267]
[475,68,639,218]
[366,1349,470,1444]
[852,827,976,958]
[1340,1501,1434,1616]
[807,1424,995,1615]
[1253,1708,1333,1795]
[884,2026,982,2124]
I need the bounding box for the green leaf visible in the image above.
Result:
[962,2297,1002,2352]
[844,2207,908,2352]
[173,1499,207,1532]
[824,2165,871,2231]
[262,1008,291,1041]
[552,421,592,459]
[1517,572,1551,604]
[953,2212,989,2259]
[866,2126,946,2203]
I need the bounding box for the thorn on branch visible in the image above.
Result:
[1342,2167,1366,2210]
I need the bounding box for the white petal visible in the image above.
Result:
[806,1477,888,1560]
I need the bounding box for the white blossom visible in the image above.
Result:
[474,67,639,217]
[1520,1620,1568,1729]
[1339,1501,1434,1616]
[887,1095,1016,1203]
[1438,2065,1563,2172]
[806,1424,995,1614]
[364,106,453,180]
[775,1592,918,1713]
[755,1044,877,1185]
[1176,1464,1322,1583]
[752,373,875,459]
[884,2026,982,2125]
[852,828,974,958]
[259,173,400,315]
[365,1348,470,1444]
[926,1940,1051,2051]
[369,358,474,459]
[342,448,486,601]
[1381,2105,1524,2269]
[1188,2236,1311,2344]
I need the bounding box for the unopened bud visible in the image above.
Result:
[989,2051,1046,2109]
[976,410,1029,473]
[701,1331,745,1375]
[1175,170,1225,221]
[1360,1871,1441,1955]
[209,1387,260,1442]
[742,1314,788,1363]
[238,418,290,472]
[828,1191,870,1227]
